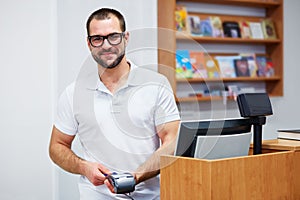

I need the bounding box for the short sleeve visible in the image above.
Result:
[154,77,180,126]
[54,85,78,135]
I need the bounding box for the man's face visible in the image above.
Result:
[88,16,128,69]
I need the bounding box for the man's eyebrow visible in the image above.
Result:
[89,32,120,37]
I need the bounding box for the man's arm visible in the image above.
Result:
[134,120,180,183]
[49,126,110,186]
[104,120,180,192]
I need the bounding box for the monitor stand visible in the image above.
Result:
[251,116,266,154]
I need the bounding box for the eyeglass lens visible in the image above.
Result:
[89,32,123,47]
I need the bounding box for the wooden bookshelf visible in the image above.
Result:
[178,0,282,7]
[157,0,284,102]
[177,76,281,83]
[176,32,281,44]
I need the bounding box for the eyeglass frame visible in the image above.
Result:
[88,32,125,48]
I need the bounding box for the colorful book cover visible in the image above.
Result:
[205,55,220,78]
[239,21,251,39]
[222,21,241,38]
[239,53,258,77]
[266,58,275,77]
[189,51,208,78]
[175,50,193,78]
[234,59,250,77]
[256,56,267,77]
[188,15,201,36]
[215,56,241,78]
[175,5,189,33]
[249,22,264,39]
[261,18,277,39]
[210,16,224,38]
[200,18,213,37]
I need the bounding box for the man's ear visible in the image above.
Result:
[124,31,129,46]
[87,37,92,51]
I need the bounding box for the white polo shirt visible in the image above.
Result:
[54,61,180,199]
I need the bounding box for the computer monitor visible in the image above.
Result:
[174,118,252,159]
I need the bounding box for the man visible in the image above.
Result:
[49,8,180,199]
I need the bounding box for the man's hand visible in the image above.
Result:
[49,126,111,186]
[104,173,136,194]
[82,161,111,186]
[104,179,115,193]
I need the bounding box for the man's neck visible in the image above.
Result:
[98,59,130,93]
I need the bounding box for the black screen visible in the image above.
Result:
[175,118,252,157]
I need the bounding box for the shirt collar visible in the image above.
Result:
[88,60,140,91]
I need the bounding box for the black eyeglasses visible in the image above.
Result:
[88,32,125,47]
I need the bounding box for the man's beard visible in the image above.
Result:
[92,49,125,69]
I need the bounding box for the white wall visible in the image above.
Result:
[0,0,299,199]
[0,0,55,199]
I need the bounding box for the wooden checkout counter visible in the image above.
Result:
[160,139,300,200]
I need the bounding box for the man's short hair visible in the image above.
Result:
[86,8,126,36]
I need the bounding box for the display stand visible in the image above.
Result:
[160,139,300,200]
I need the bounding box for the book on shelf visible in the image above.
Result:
[249,22,264,39]
[205,55,220,78]
[239,21,251,39]
[234,58,251,77]
[222,21,241,38]
[200,17,213,37]
[261,18,277,39]
[189,51,208,78]
[256,56,267,77]
[277,129,300,141]
[215,56,241,78]
[239,53,258,77]
[255,55,275,77]
[210,16,224,38]
[175,50,193,78]
[265,58,275,77]
[188,15,202,36]
[175,5,189,33]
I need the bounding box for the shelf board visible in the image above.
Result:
[177,76,281,83]
[176,95,236,102]
[176,33,281,44]
[177,96,222,102]
[177,0,281,8]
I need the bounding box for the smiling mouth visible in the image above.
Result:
[102,53,115,59]
[101,51,116,56]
